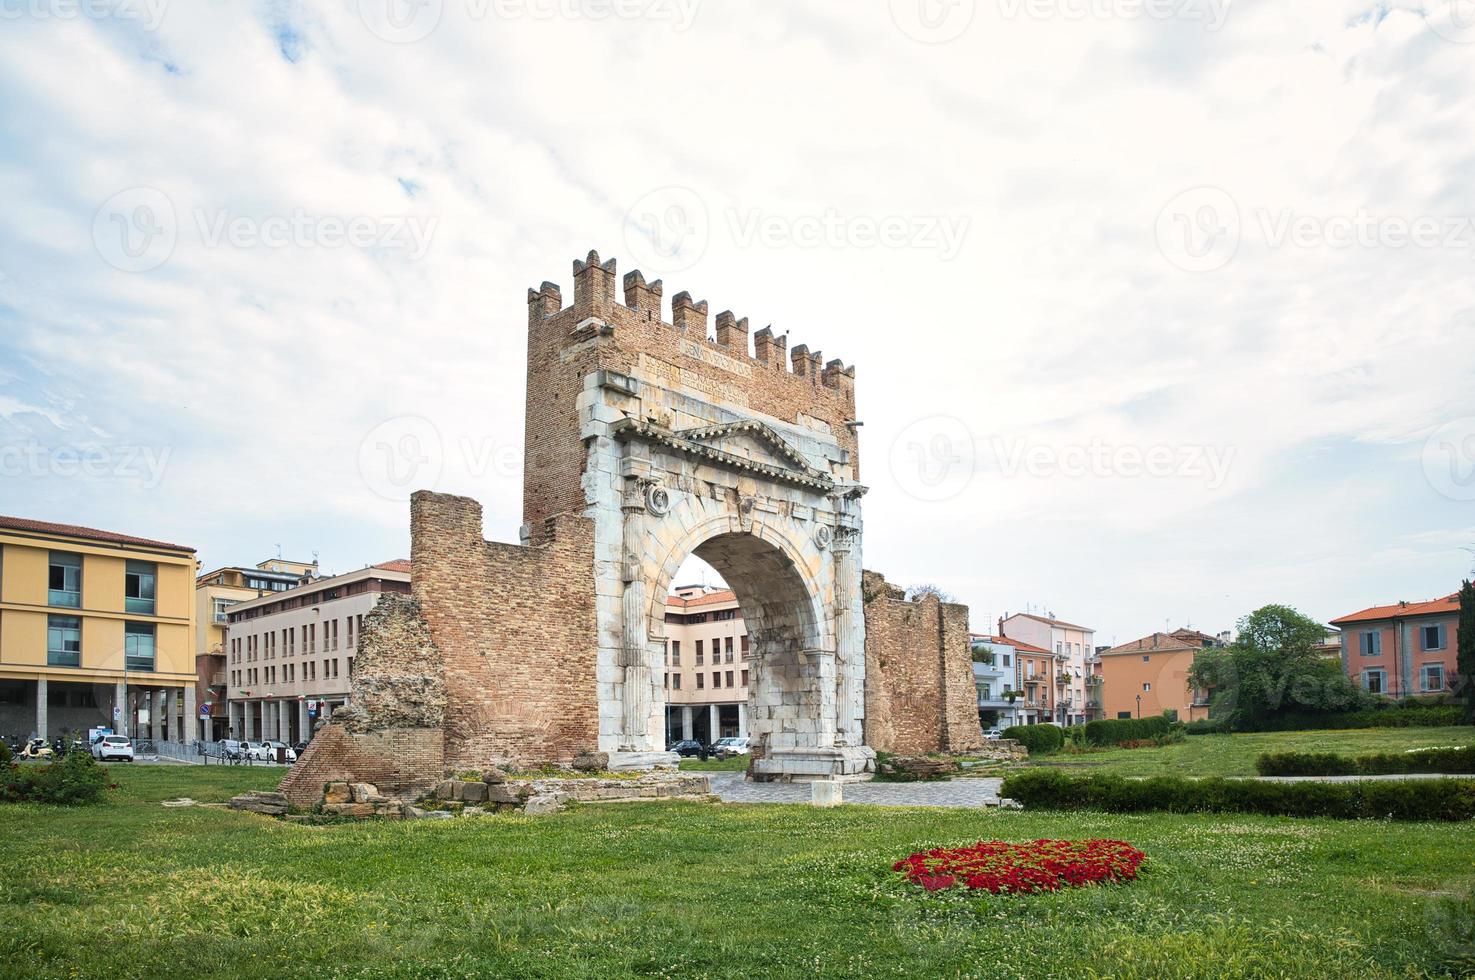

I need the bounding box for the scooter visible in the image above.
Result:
[19,738,54,761]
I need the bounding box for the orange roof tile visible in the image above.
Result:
[0,514,193,553]
[1330,593,1460,626]
[373,559,412,573]
[974,632,1053,655]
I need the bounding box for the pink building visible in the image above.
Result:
[1331,592,1462,699]
[663,585,751,745]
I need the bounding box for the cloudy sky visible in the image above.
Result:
[2,0,1473,644]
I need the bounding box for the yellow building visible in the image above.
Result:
[1099,629,1216,723]
[194,557,316,740]
[0,515,196,743]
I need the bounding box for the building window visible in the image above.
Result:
[724,637,734,662]
[48,551,82,608]
[714,609,736,621]
[1422,664,1445,692]
[671,640,681,666]
[1142,682,1151,692]
[47,615,82,667]
[712,671,720,688]
[695,673,704,689]
[124,560,157,614]
[741,635,749,659]
[695,640,704,665]
[1142,655,1150,662]
[673,674,681,690]
[124,622,156,671]
[1364,669,1386,694]
[212,598,236,623]
[1360,631,1381,656]
[741,670,748,687]
[1422,625,1446,651]
[726,670,733,687]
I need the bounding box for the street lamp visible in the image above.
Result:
[1135,693,1142,719]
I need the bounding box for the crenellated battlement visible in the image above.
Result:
[528,250,856,393]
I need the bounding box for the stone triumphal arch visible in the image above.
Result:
[281,250,981,802]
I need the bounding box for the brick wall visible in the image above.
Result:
[278,723,445,806]
[861,571,983,756]
[411,491,599,768]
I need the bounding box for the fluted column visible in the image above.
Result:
[832,525,862,746]
[618,480,653,750]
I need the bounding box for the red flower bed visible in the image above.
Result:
[892,839,1145,894]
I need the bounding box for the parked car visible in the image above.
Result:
[291,741,309,757]
[264,741,297,763]
[668,739,706,758]
[20,738,54,760]
[220,739,246,761]
[92,735,134,762]
[712,736,750,759]
[241,741,273,762]
[982,728,1004,740]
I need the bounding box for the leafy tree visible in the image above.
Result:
[1458,580,1475,723]
[1189,604,1374,731]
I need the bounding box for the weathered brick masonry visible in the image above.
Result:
[861,571,984,756]
[284,249,981,796]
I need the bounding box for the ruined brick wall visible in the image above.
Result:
[862,571,984,756]
[278,724,444,806]
[332,594,446,734]
[522,252,859,536]
[411,491,599,769]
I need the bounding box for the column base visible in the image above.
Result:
[750,745,876,783]
[606,751,682,772]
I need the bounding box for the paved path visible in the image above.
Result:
[707,772,1004,807]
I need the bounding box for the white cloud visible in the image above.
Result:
[0,0,1471,639]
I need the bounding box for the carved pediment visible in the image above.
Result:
[609,417,834,491]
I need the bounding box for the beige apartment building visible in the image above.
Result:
[224,560,409,744]
[663,585,751,745]
[194,557,317,740]
[1000,611,1101,726]
[0,515,197,743]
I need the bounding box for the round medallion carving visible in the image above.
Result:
[645,483,672,516]
[813,524,833,550]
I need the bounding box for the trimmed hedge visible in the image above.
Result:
[1187,705,1464,735]
[1001,724,1064,756]
[1083,715,1175,747]
[1000,768,1475,821]
[1257,745,1475,777]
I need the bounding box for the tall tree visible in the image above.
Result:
[1458,580,1475,722]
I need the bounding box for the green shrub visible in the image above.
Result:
[1001,724,1064,755]
[1,752,110,806]
[1185,718,1229,735]
[999,768,1475,821]
[1257,746,1475,777]
[1235,704,1464,733]
[1083,714,1176,747]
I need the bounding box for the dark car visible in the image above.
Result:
[668,739,706,758]
[292,741,309,756]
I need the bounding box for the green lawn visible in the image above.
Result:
[1025,726,1475,779]
[1,765,1473,978]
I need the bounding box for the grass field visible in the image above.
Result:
[2,764,1473,978]
[1021,726,1475,779]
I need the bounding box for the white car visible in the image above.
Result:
[264,741,297,763]
[92,735,134,761]
[982,728,1004,740]
[712,736,751,759]
[240,741,273,762]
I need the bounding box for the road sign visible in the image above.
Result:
[199,703,211,718]
[112,705,121,719]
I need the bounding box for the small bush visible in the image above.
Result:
[1,752,110,806]
[1257,746,1475,777]
[1000,769,1475,821]
[1001,724,1064,756]
[1185,718,1229,735]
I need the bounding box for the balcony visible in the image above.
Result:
[210,672,226,687]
